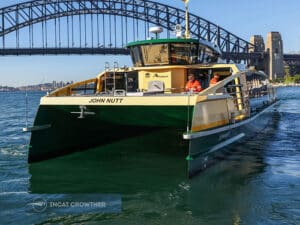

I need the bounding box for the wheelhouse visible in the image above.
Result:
[127,38,221,67]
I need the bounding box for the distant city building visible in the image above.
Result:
[0,80,73,92]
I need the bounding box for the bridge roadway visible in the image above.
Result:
[0,47,298,66]
[283,54,300,65]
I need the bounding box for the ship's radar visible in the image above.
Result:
[149,26,163,39]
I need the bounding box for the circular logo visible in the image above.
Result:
[32,198,47,212]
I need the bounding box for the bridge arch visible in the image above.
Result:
[0,0,252,56]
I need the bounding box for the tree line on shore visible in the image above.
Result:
[273,74,300,84]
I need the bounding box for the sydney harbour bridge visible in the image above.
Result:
[0,0,299,78]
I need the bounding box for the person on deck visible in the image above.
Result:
[210,74,220,86]
[185,73,202,92]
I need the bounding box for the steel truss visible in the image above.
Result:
[0,0,254,59]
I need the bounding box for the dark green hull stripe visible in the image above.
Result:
[29,105,192,163]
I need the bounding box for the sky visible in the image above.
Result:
[0,0,300,87]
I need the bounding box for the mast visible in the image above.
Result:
[182,0,190,39]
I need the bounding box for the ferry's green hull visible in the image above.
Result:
[28,101,279,178]
[28,105,192,163]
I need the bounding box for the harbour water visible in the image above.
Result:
[0,87,299,224]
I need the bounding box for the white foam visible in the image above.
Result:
[1,178,29,183]
[0,148,26,157]
[0,191,28,196]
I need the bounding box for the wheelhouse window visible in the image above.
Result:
[170,43,198,65]
[130,46,143,67]
[140,44,169,66]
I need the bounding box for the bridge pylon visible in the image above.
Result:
[265,32,284,80]
[249,35,265,71]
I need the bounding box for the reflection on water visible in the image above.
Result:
[29,129,188,194]
[1,88,300,224]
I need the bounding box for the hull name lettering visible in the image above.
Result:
[89,98,124,104]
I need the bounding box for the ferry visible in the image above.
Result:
[27,6,278,178]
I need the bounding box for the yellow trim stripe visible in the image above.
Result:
[191,119,229,132]
[40,95,198,106]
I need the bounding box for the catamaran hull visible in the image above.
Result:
[28,100,279,178]
[28,104,191,163]
[185,101,279,177]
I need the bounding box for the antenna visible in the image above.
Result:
[182,0,190,39]
[175,24,182,38]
